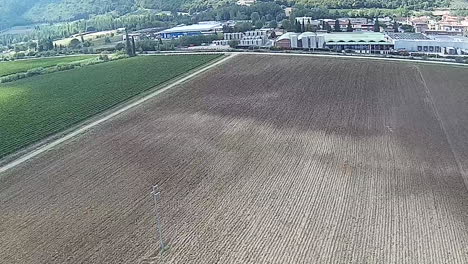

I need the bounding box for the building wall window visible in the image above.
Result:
[418,46,422,51]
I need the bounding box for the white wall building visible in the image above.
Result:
[224,32,244,40]
[298,32,326,49]
[389,33,468,55]
[214,29,271,47]
[240,36,265,46]
[276,32,393,54]
[237,0,256,6]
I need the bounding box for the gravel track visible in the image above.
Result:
[1,55,467,263]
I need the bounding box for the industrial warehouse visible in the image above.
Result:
[275,32,393,54]
[158,22,223,39]
[388,33,468,55]
[274,31,468,54]
[152,21,468,55]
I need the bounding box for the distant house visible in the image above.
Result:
[414,23,429,33]
[122,33,142,41]
[284,7,294,17]
[237,0,256,6]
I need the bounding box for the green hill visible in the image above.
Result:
[0,0,451,30]
[294,0,450,9]
[0,0,135,29]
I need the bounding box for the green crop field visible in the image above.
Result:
[0,54,222,158]
[0,55,95,77]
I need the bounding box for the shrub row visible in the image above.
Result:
[0,53,128,84]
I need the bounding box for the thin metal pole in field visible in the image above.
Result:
[151,185,164,250]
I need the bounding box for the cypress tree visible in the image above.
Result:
[125,29,132,56]
[334,20,341,32]
[325,22,332,33]
[47,37,54,50]
[347,20,353,32]
[295,21,301,33]
[131,36,136,56]
[373,18,380,32]
[393,21,399,32]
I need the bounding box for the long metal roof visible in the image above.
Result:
[159,22,222,34]
[278,32,391,44]
[324,32,388,43]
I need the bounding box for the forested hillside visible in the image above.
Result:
[294,0,450,9]
[0,0,451,30]
[0,0,36,29]
[0,0,134,29]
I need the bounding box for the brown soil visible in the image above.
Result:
[1,55,467,263]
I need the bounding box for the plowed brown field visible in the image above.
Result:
[1,54,468,263]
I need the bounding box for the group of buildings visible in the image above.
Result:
[275,32,391,53]
[213,29,272,47]
[130,14,468,56]
[295,17,392,33]
[272,31,468,55]
[408,14,468,36]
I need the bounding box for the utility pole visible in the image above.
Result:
[151,185,164,250]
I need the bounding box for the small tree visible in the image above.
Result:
[251,12,260,23]
[69,38,81,49]
[47,37,54,50]
[131,36,136,56]
[28,42,37,51]
[270,31,277,39]
[223,25,233,33]
[347,20,353,32]
[255,20,264,29]
[400,24,414,32]
[393,22,399,32]
[115,43,126,50]
[228,40,239,48]
[295,21,302,33]
[276,13,284,22]
[234,22,253,32]
[325,22,332,33]
[373,18,380,32]
[306,24,316,32]
[281,19,292,31]
[334,20,341,32]
[125,29,133,56]
[269,20,278,29]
